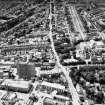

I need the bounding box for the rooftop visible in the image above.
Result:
[41,81,65,90]
[1,79,31,89]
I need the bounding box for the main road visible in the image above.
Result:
[48,1,80,105]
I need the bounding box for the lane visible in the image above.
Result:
[64,11,74,45]
[68,5,86,40]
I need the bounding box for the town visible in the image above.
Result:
[0,0,105,105]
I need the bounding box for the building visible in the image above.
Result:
[53,94,70,102]
[0,43,50,56]
[0,66,11,79]
[43,97,70,105]
[0,79,33,93]
[41,81,66,92]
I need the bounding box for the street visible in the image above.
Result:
[48,1,80,105]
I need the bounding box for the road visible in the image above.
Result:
[48,1,80,105]
[39,66,62,75]
[68,5,86,40]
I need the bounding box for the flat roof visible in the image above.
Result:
[54,94,70,100]
[0,66,10,69]
[41,81,65,90]
[44,97,66,104]
[1,79,30,89]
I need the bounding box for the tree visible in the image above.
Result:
[99,72,105,84]
[95,91,104,104]
[29,94,38,102]
[86,72,96,83]
[85,87,95,99]
[35,0,44,3]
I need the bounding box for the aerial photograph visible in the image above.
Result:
[0,0,105,105]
